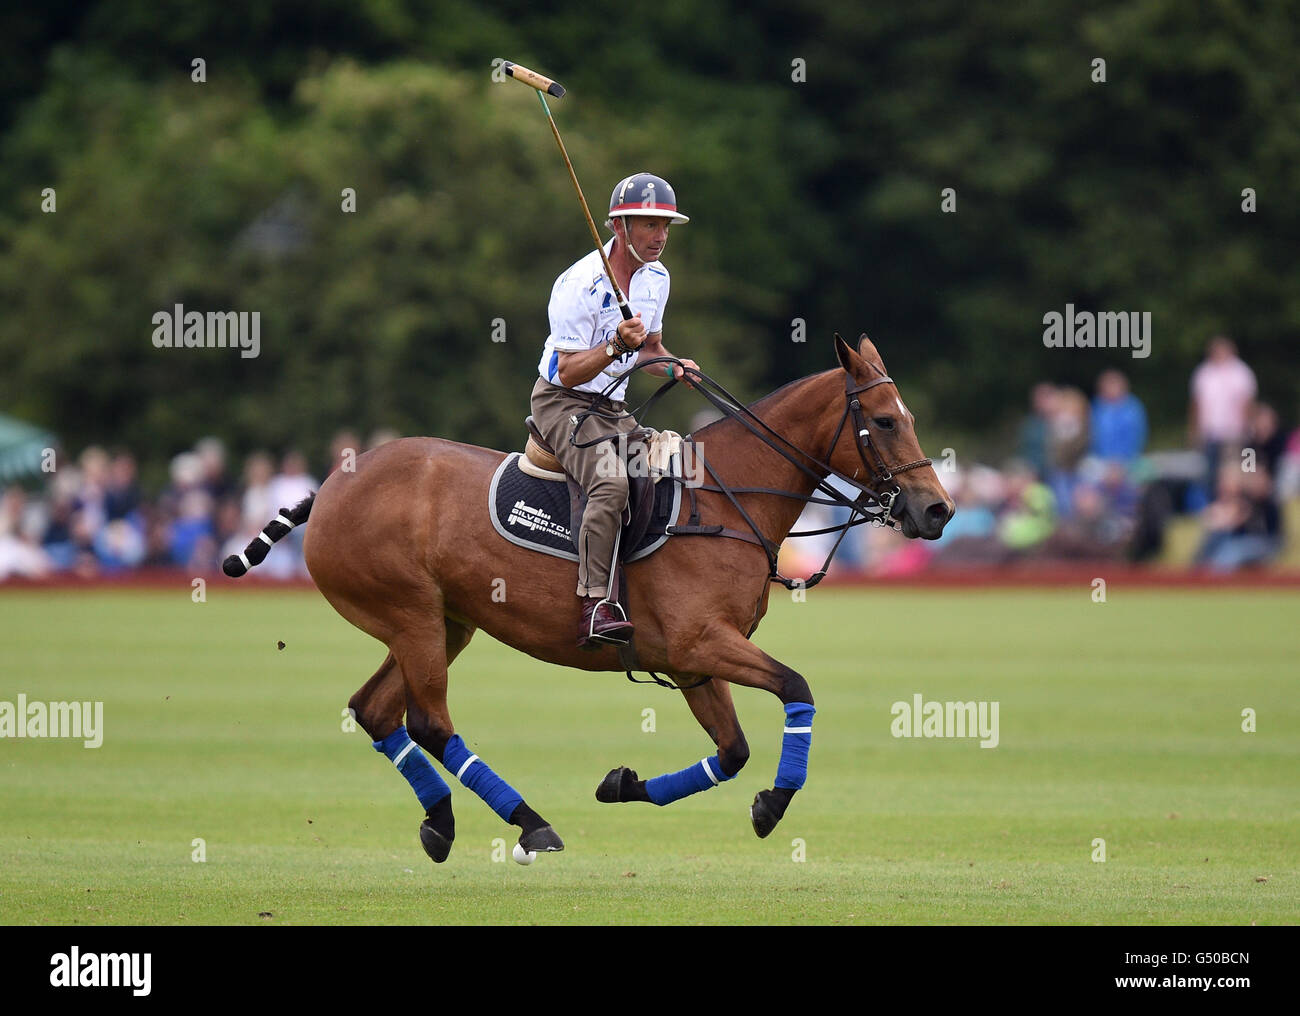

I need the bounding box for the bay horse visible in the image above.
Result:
[224,333,953,863]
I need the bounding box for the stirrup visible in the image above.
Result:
[583,596,632,646]
[595,596,628,623]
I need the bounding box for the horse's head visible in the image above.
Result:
[830,333,954,540]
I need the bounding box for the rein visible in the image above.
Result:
[571,355,931,591]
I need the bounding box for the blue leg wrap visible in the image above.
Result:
[775,702,815,790]
[373,725,451,811]
[645,755,733,806]
[442,734,524,823]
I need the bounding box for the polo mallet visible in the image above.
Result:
[507,61,655,637]
[502,61,635,326]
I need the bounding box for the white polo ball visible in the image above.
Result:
[512,842,537,866]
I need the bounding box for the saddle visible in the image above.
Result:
[522,415,679,561]
[487,421,684,573]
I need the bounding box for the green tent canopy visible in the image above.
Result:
[0,413,58,483]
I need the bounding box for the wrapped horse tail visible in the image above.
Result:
[221,493,316,577]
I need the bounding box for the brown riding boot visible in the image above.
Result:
[578,596,634,648]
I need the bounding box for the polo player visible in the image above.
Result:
[529,172,698,648]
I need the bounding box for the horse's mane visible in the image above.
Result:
[686,367,837,442]
[683,344,888,442]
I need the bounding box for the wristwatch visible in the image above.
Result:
[605,340,616,358]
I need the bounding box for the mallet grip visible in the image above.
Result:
[503,61,565,98]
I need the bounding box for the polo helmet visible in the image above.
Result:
[606,173,690,225]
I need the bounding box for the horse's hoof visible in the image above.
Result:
[419,819,454,863]
[596,766,638,803]
[519,824,564,853]
[750,789,783,839]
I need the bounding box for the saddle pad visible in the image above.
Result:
[488,452,682,563]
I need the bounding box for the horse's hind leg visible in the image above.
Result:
[596,677,751,806]
[350,651,457,862]
[348,652,404,740]
[393,614,564,860]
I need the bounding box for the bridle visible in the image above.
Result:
[824,372,933,519]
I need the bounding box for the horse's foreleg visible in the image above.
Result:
[677,626,815,839]
[394,619,564,860]
[595,677,750,806]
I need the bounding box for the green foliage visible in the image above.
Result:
[0,56,771,467]
[786,0,1300,429]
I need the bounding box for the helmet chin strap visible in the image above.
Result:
[621,216,648,265]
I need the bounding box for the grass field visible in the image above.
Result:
[0,585,1296,925]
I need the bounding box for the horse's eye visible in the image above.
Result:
[873,417,895,431]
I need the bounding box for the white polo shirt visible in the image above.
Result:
[537,237,670,403]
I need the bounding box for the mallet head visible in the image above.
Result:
[503,61,565,98]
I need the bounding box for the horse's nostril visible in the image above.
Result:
[924,501,950,526]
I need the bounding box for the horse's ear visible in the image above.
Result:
[857,333,886,373]
[834,332,858,373]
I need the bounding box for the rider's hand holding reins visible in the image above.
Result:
[635,333,697,390]
[670,357,699,389]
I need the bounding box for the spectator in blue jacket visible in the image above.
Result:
[1090,370,1147,464]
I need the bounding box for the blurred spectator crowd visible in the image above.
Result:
[0,429,398,580]
[3,336,1298,581]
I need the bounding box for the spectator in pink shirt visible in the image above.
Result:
[1189,335,1257,497]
